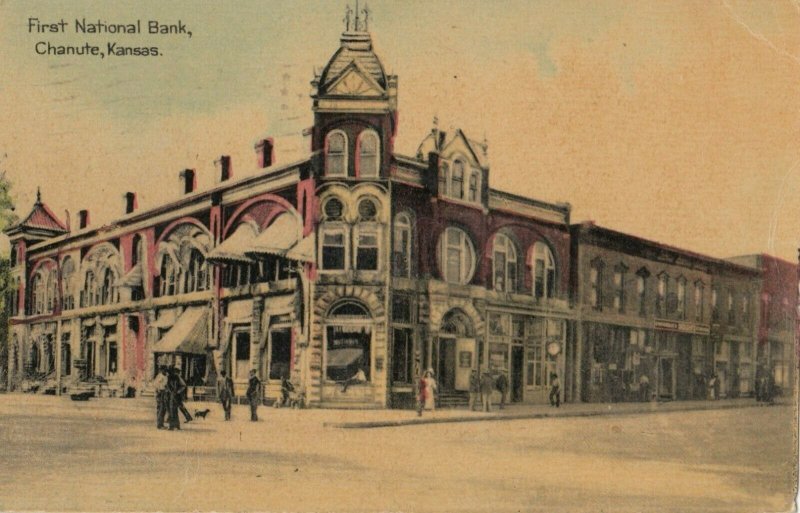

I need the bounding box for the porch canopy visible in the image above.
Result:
[285,233,315,263]
[246,213,301,258]
[207,221,258,263]
[151,306,208,355]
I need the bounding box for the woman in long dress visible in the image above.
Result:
[424,369,438,411]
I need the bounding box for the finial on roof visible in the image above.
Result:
[482,133,489,156]
[353,0,361,31]
[432,115,439,130]
[343,4,353,31]
[35,187,41,204]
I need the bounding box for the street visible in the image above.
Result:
[0,394,795,513]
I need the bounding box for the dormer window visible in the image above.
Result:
[325,130,348,177]
[358,130,380,177]
[451,160,464,200]
[468,170,480,202]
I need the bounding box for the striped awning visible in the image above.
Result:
[247,213,301,258]
[151,307,208,355]
[207,222,258,263]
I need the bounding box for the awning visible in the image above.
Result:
[119,264,143,288]
[246,213,301,257]
[207,222,258,263]
[326,348,363,368]
[285,234,315,263]
[150,307,208,355]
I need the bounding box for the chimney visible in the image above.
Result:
[180,169,196,194]
[255,139,274,168]
[215,155,232,182]
[78,210,90,229]
[124,192,137,214]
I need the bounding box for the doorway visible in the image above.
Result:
[511,346,524,402]
[659,357,674,399]
[437,338,456,392]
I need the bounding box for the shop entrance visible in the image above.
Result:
[658,357,674,399]
[437,338,456,392]
[438,309,476,394]
[511,346,524,402]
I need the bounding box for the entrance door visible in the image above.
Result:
[85,342,95,378]
[511,346,524,402]
[437,338,456,392]
[659,357,674,399]
[454,338,475,391]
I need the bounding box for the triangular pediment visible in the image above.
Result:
[324,61,385,97]
[442,129,485,168]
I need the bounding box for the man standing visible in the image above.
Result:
[216,370,234,420]
[480,370,494,412]
[468,369,480,411]
[153,365,169,429]
[175,370,193,424]
[246,369,262,422]
[495,370,509,409]
[549,372,560,408]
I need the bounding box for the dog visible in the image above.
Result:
[193,409,211,419]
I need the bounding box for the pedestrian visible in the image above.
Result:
[280,373,295,407]
[416,371,427,417]
[549,372,560,407]
[423,368,438,412]
[153,365,169,429]
[495,370,509,409]
[166,366,185,431]
[175,370,193,424]
[468,369,480,411]
[480,370,494,412]
[216,370,234,420]
[764,371,775,405]
[638,373,650,403]
[707,373,717,400]
[246,369,262,421]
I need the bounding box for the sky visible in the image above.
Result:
[0,0,798,262]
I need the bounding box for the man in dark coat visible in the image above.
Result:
[216,370,234,420]
[495,371,509,409]
[166,366,186,430]
[246,369,262,421]
[153,365,169,429]
[480,370,495,412]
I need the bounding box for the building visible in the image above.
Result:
[4,14,793,407]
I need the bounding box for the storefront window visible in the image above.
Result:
[438,227,475,285]
[269,328,292,380]
[325,301,372,382]
[234,331,251,380]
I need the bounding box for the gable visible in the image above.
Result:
[324,62,385,97]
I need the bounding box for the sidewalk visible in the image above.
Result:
[321,397,792,429]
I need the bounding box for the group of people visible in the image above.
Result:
[417,367,561,415]
[153,365,193,430]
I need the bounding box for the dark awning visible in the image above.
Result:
[151,307,208,355]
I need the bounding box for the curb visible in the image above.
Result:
[323,401,788,429]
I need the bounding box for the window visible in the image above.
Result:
[160,256,178,296]
[61,336,71,376]
[636,268,649,316]
[438,162,449,196]
[438,227,476,285]
[450,160,464,199]
[268,328,292,381]
[321,229,347,270]
[355,228,379,271]
[534,242,557,300]
[727,290,734,325]
[107,341,118,374]
[323,197,345,220]
[325,301,372,382]
[83,270,95,307]
[492,233,518,293]
[30,273,43,314]
[45,271,56,312]
[656,273,668,316]
[469,170,481,202]
[676,276,687,319]
[613,264,627,313]
[742,293,750,327]
[99,268,116,305]
[61,258,75,310]
[325,130,347,176]
[357,198,378,221]
[712,288,719,322]
[131,235,142,266]
[694,282,704,322]
[392,328,414,383]
[392,294,413,323]
[357,130,379,177]
[392,213,412,278]
[185,249,207,293]
[590,259,604,310]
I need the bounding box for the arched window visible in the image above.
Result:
[694,281,704,322]
[30,273,42,314]
[185,249,207,293]
[325,300,372,383]
[450,160,465,199]
[61,258,75,310]
[45,270,56,312]
[469,170,480,202]
[393,213,412,278]
[160,256,178,296]
[358,130,379,177]
[492,233,518,293]
[438,162,449,196]
[320,196,347,271]
[438,227,476,285]
[656,272,669,316]
[589,258,604,310]
[533,242,556,300]
[100,268,116,305]
[325,130,348,177]
[29,343,41,375]
[676,276,687,319]
[83,270,95,307]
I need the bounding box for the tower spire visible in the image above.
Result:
[35,187,41,204]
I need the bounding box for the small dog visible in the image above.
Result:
[193,409,211,419]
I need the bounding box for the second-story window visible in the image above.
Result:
[320,197,348,271]
[357,130,379,177]
[392,213,412,278]
[160,256,178,296]
[694,282,704,322]
[492,233,518,293]
[712,288,719,322]
[657,273,668,317]
[325,130,348,177]
[742,293,750,327]
[534,242,556,300]
[636,268,649,317]
[590,259,604,310]
[727,290,735,325]
[438,227,476,285]
[613,264,627,313]
[676,276,687,319]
